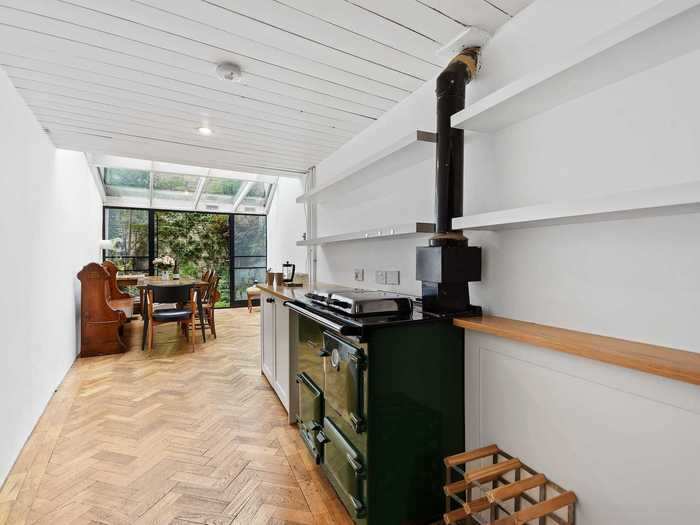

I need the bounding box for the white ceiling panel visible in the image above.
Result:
[0,0,533,176]
[487,0,535,16]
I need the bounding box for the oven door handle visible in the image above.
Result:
[284,301,360,336]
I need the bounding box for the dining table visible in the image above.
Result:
[117,275,209,344]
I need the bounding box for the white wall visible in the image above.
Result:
[0,69,102,485]
[311,0,700,522]
[266,176,308,275]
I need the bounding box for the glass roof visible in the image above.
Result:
[96,158,278,214]
[103,168,150,198]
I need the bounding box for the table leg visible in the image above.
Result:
[197,293,206,343]
[141,292,149,351]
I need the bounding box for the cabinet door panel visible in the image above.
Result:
[274,301,290,410]
[261,293,276,382]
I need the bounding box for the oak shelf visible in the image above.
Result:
[451,0,700,133]
[454,315,700,386]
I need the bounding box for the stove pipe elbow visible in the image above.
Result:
[432,47,479,246]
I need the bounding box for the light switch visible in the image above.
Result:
[375,270,386,284]
[354,269,364,281]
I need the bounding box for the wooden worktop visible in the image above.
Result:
[454,315,700,386]
[255,282,313,302]
[256,282,357,303]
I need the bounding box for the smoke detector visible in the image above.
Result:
[216,62,242,82]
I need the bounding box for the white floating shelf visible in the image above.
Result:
[297,131,436,205]
[452,0,700,133]
[297,222,435,246]
[452,181,700,231]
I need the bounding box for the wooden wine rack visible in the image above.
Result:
[443,445,576,525]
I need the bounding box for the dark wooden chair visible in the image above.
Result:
[77,263,129,357]
[197,273,220,338]
[142,284,200,352]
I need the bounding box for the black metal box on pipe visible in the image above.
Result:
[416,244,482,314]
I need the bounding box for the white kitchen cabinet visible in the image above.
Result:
[261,291,276,383]
[260,291,292,414]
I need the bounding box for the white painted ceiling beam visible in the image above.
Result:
[30,107,337,160]
[0,58,372,131]
[0,0,531,173]
[1,0,410,99]
[0,47,385,121]
[5,74,368,138]
[0,21,397,111]
[44,121,320,169]
[231,181,255,211]
[192,176,207,210]
[16,87,353,146]
[56,132,307,178]
[141,0,423,90]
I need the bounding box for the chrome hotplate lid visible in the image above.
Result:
[305,288,413,317]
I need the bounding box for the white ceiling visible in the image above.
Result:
[0,0,533,177]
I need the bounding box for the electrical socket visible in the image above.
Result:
[354,269,364,281]
[375,270,386,284]
[386,270,400,285]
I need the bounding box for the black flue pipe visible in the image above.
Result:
[432,49,478,245]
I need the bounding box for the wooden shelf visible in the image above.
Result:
[297,222,435,246]
[452,0,700,133]
[454,316,700,386]
[296,131,436,205]
[452,181,700,231]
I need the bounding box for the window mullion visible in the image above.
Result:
[232,181,254,212]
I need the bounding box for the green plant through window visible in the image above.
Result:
[103,207,266,308]
[156,211,232,307]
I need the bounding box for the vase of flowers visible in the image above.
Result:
[153,255,176,280]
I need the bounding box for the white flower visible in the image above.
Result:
[153,255,175,269]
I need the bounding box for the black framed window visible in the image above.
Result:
[231,214,267,306]
[103,208,150,273]
[102,206,266,309]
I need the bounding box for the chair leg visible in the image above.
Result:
[248,295,252,313]
[209,309,217,338]
[148,323,154,352]
[142,318,148,351]
[190,318,196,352]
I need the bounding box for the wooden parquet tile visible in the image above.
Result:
[0,309,353,525]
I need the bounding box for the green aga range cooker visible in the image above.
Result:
[286,287,476,525]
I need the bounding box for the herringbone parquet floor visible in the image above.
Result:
[0,309,353,525]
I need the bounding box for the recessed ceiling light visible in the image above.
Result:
[197,126,213,136]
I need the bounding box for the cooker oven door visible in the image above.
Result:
[296,372,323,463]
[322,332,367,433]
[317,416,367,519]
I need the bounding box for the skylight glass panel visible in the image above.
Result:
[152,172,199,204]
[236,182,272,213]
[201,178,243,204]
[102,168,150,198]
[94,156,276,214]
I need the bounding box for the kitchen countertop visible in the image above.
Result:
[255,282,313,302]
[454,315,700,386]
[256,282,354,302]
